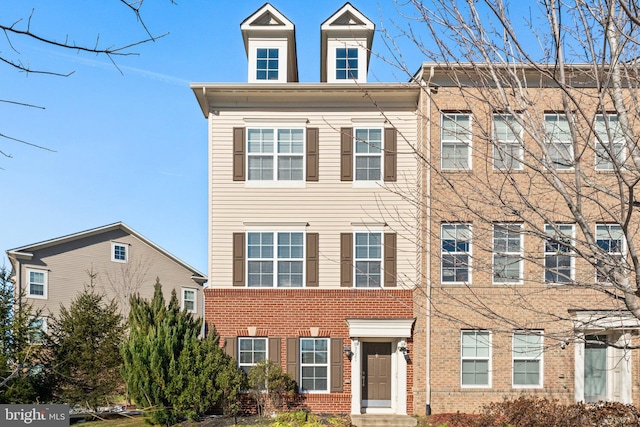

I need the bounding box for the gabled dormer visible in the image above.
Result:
[241,3,298,83]
[321,3,374,83]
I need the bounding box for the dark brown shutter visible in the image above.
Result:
[232,233,245,287]
[286,338,299,384]
[306,128,319,182]
[306,233,319,287]
[384,233,397,287]
[384,128,397,182]
[233,127,246,181]
[224,337,237,359]
[340,233,353,287]
[269,338,281,365]
[330,338,344,392]
[340,127,353,181]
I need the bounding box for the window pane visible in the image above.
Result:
[256,48,278,80]
[545,114,573,169]
[277,261,303,287]
[595,115,624,170]
[300,338,329,392]
[248,261,273,287]
[336,48,358,80]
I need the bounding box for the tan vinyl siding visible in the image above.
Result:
[209,108,418,290]
[17,229,204,319]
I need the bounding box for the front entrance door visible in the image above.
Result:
[584,335,607,402]
[362,342,391,408]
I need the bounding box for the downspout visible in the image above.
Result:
[424,65,434,416]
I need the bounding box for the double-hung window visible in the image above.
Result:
[354,128,382,181]
[493,223,523,284]
[181,288,197,313]
[461,330,491,387]
[493,114,523,170]
[595,224,625,283]
[238,337,267,375]
[545,113,574,170]
[300,338,329,393]
[595,114,625,171]
[513,332,543,387]
[441,224,471,284]
[256,48,279,81]
[247,232,304,287]
[27,269,47,298]
[336,47,358,80]
[441,113,472,170]
[247,128,304,181]
[544,224,574,283]
[354,232,382,287]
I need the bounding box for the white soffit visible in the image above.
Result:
[346,318,415,338]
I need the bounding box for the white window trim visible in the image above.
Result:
[492,113,523,170]
[353,229,384,288]
[353,126,384,183]
[26,268,48,299]
[595,114,625,171]
[181,287,197,314]
[492,223,524,285]
[460,330,492,388]
[111,242,128,263]
[544,113,574,171]
[238,337,268,373]
[299,337,330,394]
[512,331,544,388]
[245,230,306,288]
[544,224,575,284]
[441,113,472,170]
[327,39,367,84]
[441,223,472,285]
[247,39,287,83]
[246,126,306,182]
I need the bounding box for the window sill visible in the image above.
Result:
[245,181,306,189]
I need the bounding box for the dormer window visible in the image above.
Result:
[256,48,279,80]
[241,4,298,83]
[321,4,374,84]
[336,47,358,80]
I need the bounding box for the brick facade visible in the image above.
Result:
[205,288,417,414]
[423,73,640,413]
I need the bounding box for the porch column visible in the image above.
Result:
[351,338,362,414]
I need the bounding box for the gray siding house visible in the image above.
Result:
[6,222,207,330]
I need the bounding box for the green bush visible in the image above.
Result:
[247,360,297,415]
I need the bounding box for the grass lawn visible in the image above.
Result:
[77,416,148,427]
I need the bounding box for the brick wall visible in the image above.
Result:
[423,83,640,414]
[205,288,418,414]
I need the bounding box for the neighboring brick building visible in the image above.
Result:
[419,64,640,413]
[192,3,422,422]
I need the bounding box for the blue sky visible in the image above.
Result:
[1,1,430,275]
